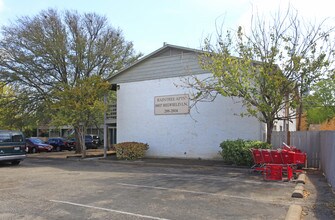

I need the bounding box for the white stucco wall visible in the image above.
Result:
[273,108,297,132]
[116,74,265,159]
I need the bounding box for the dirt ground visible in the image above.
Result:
[301,169,335,219]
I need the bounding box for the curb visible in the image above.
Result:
[99,159,219,168]
[291,173,306,198]
[285,204,302,220]
[66,152,115,159]
[97,158,251,171]
[292,183,304,198]
[296,173,306,184]
[287,173,306,219]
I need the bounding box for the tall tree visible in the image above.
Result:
[186,7,334,143]
[0,83,40,131]
[0,9,141,154]
[304,77,335,125]
[50,76,110,157]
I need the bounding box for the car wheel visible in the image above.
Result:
[11,161,20,165]
[56,146,61,152]
[32,148,37,154]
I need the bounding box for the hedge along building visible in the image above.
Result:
[106,44,269,159]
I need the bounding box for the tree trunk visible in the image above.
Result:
[74,125,86,158]
[296,80,304,131]
[266,122,274,144]
[80,126,86,158]
[297,102,303,131]
[82,140,86,158]
[81,128,86,158]
[74,126,82,154]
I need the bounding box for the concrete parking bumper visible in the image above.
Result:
[297,173,306,184]
[285,204,302,220]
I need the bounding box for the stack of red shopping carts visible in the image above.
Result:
[250,144,307,181]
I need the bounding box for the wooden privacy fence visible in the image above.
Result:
[272,131,335,191]
[319,131,335,192]
[271,131,320,168]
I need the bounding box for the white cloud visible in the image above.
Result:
[0,0,4,12]
[188,0,335,29]
[231,0,335,32]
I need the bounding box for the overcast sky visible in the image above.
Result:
[0,0,333,55]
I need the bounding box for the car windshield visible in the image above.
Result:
[0,134,11,142]
[85,135,99,140]
[30,138,43,144]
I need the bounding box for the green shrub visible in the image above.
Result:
[219,139,271,166]
[114,142,149,160]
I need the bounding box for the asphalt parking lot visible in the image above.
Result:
[0,156,334,220]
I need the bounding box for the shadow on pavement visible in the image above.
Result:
[302,169,335,219]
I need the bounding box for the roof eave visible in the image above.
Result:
[107,44,204,82]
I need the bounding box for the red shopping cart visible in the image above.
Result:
[250,144,307,181]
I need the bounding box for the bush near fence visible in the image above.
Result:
[220,139,271,166]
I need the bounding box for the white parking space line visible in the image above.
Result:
[117,183,294,206]
[0,187,18,191]
[49,199,171,220]
[124,172,289,187]
[118,183,216,196]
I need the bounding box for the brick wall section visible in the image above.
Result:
[299,114,335,131]
[300,114,309,131]
[320,119,335,130]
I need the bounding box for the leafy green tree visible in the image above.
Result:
[51,76,110,156]
[0,83,39,132]
[0,9,141,154]
[304,78,335,125]
[187,7,334,143]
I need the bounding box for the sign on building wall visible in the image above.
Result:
[154,94,190,115]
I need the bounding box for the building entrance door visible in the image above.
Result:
[109,127,117,146]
